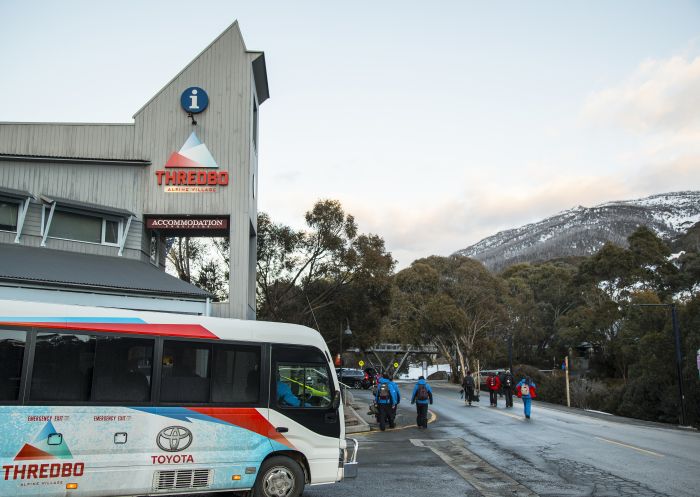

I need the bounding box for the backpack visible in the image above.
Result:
[416,384,429,401]
[378,382,391,400]
[520,383,530,396]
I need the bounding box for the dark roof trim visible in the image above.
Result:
[0,186,32,200]
[252,53,270,104]
[0,153,150,167]
[40,195,136,218]
[0,276,209,300]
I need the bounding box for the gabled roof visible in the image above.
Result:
[0,244,211,300]
[133,20,269,118]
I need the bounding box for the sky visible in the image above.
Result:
[2,0,700,267]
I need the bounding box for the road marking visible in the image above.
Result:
[594,436,665,457]
[410,438,540,497]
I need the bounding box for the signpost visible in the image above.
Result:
[358,360,365,368]
[393,362,399,369]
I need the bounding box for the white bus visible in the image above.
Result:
[0,299,358,497]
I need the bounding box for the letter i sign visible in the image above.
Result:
[181,87,209,114]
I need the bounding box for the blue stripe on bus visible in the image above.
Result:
[0,317,147,323]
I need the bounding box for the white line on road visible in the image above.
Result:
[594,436,665,457]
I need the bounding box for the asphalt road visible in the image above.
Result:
[304,380,700,497]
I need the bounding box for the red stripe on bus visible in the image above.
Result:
[187,407,295,449]
[0,322,218,339]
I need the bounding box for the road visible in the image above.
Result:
[305,381,700,497]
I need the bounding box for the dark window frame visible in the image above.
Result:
[0,327,31,405]
[0,198,20,232]
[158,337,265,408]
[1,326,268,408]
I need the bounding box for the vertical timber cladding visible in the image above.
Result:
[135,22,262,319]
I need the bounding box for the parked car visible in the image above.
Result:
[336,368,372,389]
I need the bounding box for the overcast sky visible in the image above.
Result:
[2,1,700,267]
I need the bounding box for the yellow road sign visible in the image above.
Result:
[359,360,365,367]
[393,362,399,368]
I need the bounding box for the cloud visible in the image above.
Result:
[583,54,700,133]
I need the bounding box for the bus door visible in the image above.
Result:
[269,345,340,484]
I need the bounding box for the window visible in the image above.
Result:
[29,333,154,403]
[92,337,154,402]
[43,208,122,245]
[150,235,159,266]
[160,341,211,403]
[276,363,332,408]
[211,344,260,403]
[30,333,96,401]
[160,340,261,405]
[0,330,26,401]
[0,201,19,231]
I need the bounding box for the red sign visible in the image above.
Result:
[146,217,229,231]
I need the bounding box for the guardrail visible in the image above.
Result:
[338,381,352,407]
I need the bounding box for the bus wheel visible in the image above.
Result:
[254,456,305,497]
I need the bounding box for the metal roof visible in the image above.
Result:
[0,243,212,299]
[0,186,32,200]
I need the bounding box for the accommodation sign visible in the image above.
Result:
[145,217,229,230]
[155,132,228,193]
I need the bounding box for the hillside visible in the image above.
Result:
[454,191,700,272]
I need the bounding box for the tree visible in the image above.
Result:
[256,199,395,351]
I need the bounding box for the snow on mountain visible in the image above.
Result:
[453,191,700,272]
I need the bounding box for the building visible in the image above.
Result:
[0,21,268,319]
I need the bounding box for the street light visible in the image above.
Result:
[339,320,352,368]
[633,303,687,426]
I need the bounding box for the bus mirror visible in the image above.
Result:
[332,390,341,409]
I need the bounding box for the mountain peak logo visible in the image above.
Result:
[164,132,218,169]
[155,132,229,192]
[14,421,72,461]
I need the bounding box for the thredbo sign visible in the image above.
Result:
[155,132,228,193]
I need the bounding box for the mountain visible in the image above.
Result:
[453,191,700,272]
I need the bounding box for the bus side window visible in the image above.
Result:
[30,333,95,402]
[92,337,154,402]
[211,344,261,404]
[0,329,26,402]
[160,340,211,403]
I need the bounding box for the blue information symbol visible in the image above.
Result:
[181,87,209,114]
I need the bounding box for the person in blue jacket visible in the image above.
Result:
[516,376,537,419]
[410,376,433,429]
[388,375,401,422]
[375,374,398,431]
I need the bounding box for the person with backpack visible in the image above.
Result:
[410,376,433,428]
[375,374,398,430]
[462,371,476,406]
[516,376,537,419]
[502,369,514,408]
[485,373,501,407]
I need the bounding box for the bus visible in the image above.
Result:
[0,299,358,497]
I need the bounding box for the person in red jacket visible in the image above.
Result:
[485,373,501,407]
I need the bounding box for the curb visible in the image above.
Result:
[345,404,371,434]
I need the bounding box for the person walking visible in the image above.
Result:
[462,371,476,406]
[387,374,401,426]
[516,376,537,419]
[486,373,501,407]
[411,376,433,428]
[502,369,514,408]
[375,374,398,430]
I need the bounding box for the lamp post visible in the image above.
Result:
[633,303,687,426]
[339,321,352,368]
